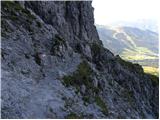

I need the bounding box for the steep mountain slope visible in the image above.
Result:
[1,1,159,119]
[96,25,159,76]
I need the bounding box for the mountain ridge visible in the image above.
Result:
[96,19,159,33]
[96,24,159,76]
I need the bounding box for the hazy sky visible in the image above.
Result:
[92,0,159,25]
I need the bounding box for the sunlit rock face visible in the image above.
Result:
[1,1,158,119]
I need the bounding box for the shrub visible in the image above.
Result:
[36,21,42,28]
[2,1,35,22]
[82,96,90,105]
[76,61,92,86]
[54,35,66,46]
[91,42,101,56]
[62,61,92,88]
[151,76,159,86]
[63,75,75,87]
[146,74,159,87]
[63,61,101,104]
[50,35,66,55]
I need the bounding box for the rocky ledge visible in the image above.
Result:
[1,1,159,119]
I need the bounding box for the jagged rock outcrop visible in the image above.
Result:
[1,1,159,119]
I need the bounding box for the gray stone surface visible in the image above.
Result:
[1,1,158,119]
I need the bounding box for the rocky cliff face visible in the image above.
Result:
[1,1,159,119]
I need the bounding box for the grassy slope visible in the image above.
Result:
[143,66,159,76]
[120,46,158,76]
[97,25,159,76]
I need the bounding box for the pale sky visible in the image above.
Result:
[92,0,160,25]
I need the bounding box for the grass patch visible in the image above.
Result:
[63,61,92,87]
[95,96,108,115]
[120,47,158,76]
[62,60,100,102]
[2,1,36,22]
[143,66,159,76]
[121,47,157,61]
[91,42,101,56]
[50,35,67,55]
[2,1,22,11]
[63,75,74,87]
[66,113,83,119]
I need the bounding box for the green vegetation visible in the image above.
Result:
[82,96,90,105]
[36,21,42,28]
[143,66,159,76]
[147,74,159,87]
[66,113,83,119]
[95,96,108,115]
[2,1,37,35]
[50,35,67,56]
[1,19,12,37]
[97,25,158,76]
[2,1,23,12]
[91,42,101,56]
[63,61,92,88]
[124,90,134,105]
[54,35,66,46]
[120,47,159,76]
[63,75,74,87]
[63,61,101,105]
[116,56,143,73]
[2,1,35,22]
[121,47,157,61]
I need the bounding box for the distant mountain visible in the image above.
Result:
[96,25,159,76]
[103,19,159,33]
